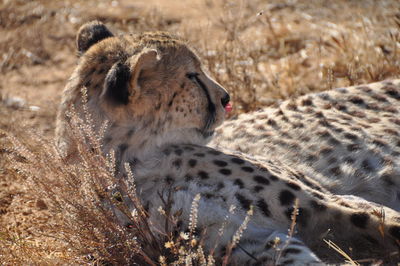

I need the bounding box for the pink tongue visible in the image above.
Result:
[225,102,232,113]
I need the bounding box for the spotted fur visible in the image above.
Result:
[56,22,400,264]
[211,80,400,212]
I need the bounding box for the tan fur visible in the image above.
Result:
[55,22,400,264]
[211,80,400,211]
[56,30,228,161]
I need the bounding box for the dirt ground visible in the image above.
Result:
[1,0,400,264]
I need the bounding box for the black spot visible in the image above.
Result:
[99,55,107,63]
[333,127,344,133]
[349,96,365,105]
[202,193,214,199]
[306,154,317,162]
[253,175,270,185]
[371,93,388,102]
[328,137,340,146]
[194,153,205,157]
[188,159,197,167]
[344,133,358,141]
[372,139,387,147]
[208,150,222,155]
[382,173,395,186]
[350,213,370,229]
[330,166,342,176]
[384,87,400,99]
[310,200,327,211]
[165,175,174,184]
[172,159,182,168]
[198,171,209,179]
[185,175,193,181]
[213,160,228,167]
[317,130,331,138]
[267,119,277,127]
[280,259,294,264]
[362,159,374,171]
[235,193,252,211]
[174,149,183,156]
[118,143,128,155]
[390,118,400,125]
[389,226,400,240]
[219,169,232,175]
[217,182,225,190]
[315,111,324,118]
[234,179,245,188]
[241,166,254,173]
[335,103,347,111]
[282,248,302,256]
[253,186,264,192]
[84,80,91,87]
[183,146,194,151]
[319,119,331,127]
[328,157,338,164]
[347,144,360,152]
[279,190,296,206]
[126,128,135,137]
[301,98,313,106]
[320,147,333,155]
[256,199,271,217]
[231,157,245,164]
[269,175,279,181]
[285,181,301,191]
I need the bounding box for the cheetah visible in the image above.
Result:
[211,80,400,212]
[55,21,400,264]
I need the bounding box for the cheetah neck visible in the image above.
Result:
[101,124,210,169]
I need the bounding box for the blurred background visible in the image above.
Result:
[0,0,400,264]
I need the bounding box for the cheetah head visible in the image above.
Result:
[64,21,230,157]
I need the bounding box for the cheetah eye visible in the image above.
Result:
[186,72,199,80]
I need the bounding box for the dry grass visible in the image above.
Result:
[1,0,400,264]
[0,109,257,265]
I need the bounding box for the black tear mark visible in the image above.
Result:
[350,213,370,229]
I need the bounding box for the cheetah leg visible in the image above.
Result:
[233,231,322,265]
[296,194,400,258]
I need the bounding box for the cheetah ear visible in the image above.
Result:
[101,49,159,105]
[128,48,160,96]
[76,21,113,55]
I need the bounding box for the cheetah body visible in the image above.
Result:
[56,22,400,265]
[211,81,400,211]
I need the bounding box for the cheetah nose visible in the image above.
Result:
[221,93,231,113]
[221,93,230,108]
